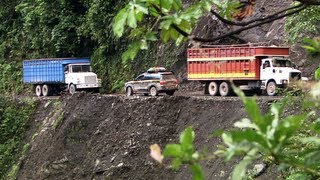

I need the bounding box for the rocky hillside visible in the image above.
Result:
[17,94,278,179]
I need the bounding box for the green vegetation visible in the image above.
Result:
[163,127,204,180]
[0,97,37,179]
[0,0,183,94]
[153,87,320,179]
[286,5,320,43]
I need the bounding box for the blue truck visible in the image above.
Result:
[23,58,101,96]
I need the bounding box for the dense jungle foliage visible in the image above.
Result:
[0,0,183,95]
[0,97,36,179]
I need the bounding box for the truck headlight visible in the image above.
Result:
[281,79,288,84]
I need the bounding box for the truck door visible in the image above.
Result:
[260,60,272,81]
[64,65,74,84]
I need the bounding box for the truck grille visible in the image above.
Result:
[85,76,97,83]
[290,72,301,80]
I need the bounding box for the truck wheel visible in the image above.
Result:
[208,82,219,96]
[69,84,76,95]
[266,81,277,96]
[149,86,158,96]
[42,84,51,97]
[35,85,42,97]
[219,82,231,97]
[166,90,175,96]
[126,87,133,96]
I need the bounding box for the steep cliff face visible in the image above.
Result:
[18,94,276,179]
[192,0,291,44]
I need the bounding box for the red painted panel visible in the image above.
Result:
[187,46,289,58]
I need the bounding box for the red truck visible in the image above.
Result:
[187,45,302,96]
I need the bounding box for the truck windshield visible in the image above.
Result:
[272,59,293,67]
[72,65,92,72]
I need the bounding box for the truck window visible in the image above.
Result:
[272,59,293,67]
[263,61,270,69]
[64,66,69,73]
[72,65,92,72]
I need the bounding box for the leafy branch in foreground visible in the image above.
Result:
[150,84,320,179]
[112,0,241,61]
[217,86,320,179]
[150,127,205,180]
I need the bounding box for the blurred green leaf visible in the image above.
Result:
[160,29,171,43]
[172,0,182,11]
[122,41,141,61]
[232,149,258,180]
[163,144,182,157]
[302,38,320,55]
[127,9,137,28]
[113,8,129,37]
[180,127,195,151]
[190,164,204,180]
[304,151,320,168]
[315,67,320,80]
[145,31,157,41]
[300,137,320,145]
[171,158,182,170]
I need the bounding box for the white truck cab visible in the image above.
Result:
[64,63,101,94]
[260,57,301,96]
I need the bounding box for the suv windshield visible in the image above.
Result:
[72,65,92,72]
[272,58,293,67]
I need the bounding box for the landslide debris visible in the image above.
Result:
[17,94,273,180]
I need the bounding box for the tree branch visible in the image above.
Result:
[210,3,304,27]
[192,4,308,43]
[297,0,320,5]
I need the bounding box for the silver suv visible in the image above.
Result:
[125,68,179,96]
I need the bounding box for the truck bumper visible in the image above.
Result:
[76,83,101,89]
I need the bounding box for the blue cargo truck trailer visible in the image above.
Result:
[23,58,101,96]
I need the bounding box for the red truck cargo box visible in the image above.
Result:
[187,46,289,80]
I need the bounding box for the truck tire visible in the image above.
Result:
[35,85,42,97]
[69,84,76,95]
[208,82,219,96]
[42,84,51,97]
[266,81,277,96]
[126,87,133,96]
[149,86,158,96]
[219,82,231,97]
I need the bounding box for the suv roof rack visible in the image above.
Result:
[147,67,167,73]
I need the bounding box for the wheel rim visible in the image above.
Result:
[267,82,276,96]
[69,84,76,95]
[219,82,229,96]
[35,85,42,97]
[208,82,218,96]
[150,87,157,96]
[42,85,49,96]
